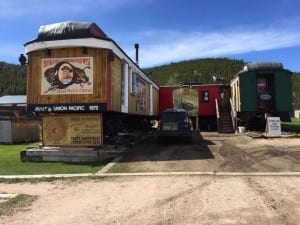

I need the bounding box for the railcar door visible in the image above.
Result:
[219,86,231,110]
[256,74,275,113]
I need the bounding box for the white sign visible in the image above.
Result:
[264,117,281,137]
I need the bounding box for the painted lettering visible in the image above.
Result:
[35,106,48,112]
[89,105,99,111]
[53,106,68,111]
[68,105,85,111]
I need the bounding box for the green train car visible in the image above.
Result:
[231,62,292,129]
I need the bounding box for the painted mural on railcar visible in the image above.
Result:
[173,87,199,116]
[41,57,93,95]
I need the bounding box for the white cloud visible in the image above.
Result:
[124,28,300,67]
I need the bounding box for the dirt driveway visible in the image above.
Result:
[111,132,300,173]
[0,132,300,225]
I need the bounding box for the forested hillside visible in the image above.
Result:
[292,73,300,108]
[0,59,299,108]
[144,58,245,85]
[145,58,300,108]
[0,62,27,95]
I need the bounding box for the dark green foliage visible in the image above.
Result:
[292,72,300,109]
[144,58,245,85]
[145,58,300,109]
[0,59,299,108]
[0,61,27,96]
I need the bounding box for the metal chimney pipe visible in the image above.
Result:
[134,43,139,66]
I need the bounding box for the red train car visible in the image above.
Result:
[159,84,229,130]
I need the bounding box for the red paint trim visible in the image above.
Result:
[198,86,219,116]
[159,87,173,115]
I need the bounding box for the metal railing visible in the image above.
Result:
[229,97,236,131]
[215,98,220,119]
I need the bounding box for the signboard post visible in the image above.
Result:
[264,117,281,137]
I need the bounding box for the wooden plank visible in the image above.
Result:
[111,57,121,111]
[27,47,107,105]
[42,114,103,147]
[11,120,40,143]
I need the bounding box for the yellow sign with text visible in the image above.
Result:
[42,114,102,147]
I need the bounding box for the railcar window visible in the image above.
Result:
[131,71,137,93]
[201,91,209,103]
[121,63,126,104]
[257,78,267,93]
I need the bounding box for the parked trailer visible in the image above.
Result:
[230,62,293,130]
[24,21,159,147]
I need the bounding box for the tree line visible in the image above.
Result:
[145,57,300,108]
[144,57,245,85]
[0,58,299,108]
[0,61,27,95]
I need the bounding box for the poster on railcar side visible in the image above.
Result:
[173,87,199,116]
[41,57,93,95]
[42,114,102,147]
[136,76,146,112]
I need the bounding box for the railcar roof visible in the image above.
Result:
[243,62,283,71]
[26,21,108,44]
[24,21,159,90]
[235,62,292,77]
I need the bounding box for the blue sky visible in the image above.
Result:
[1,0,300,71]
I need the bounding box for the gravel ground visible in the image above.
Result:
[0,176,299,225]
[0,132,299,225]
[111,132,300,173]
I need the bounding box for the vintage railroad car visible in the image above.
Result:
[230,62,293,129]
[159,84,230,131]
[24,21,159,147]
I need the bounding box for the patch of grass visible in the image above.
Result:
[0,175,107,184]
[108,161,132,173]
[282,118,300,133]
[0,143,109,175]
[0,194,38,216]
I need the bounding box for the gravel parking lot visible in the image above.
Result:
[0,132,299,225]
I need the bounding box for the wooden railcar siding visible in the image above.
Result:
[128,77,153,115]
[153,88,159,115]
[111,57,122,111]
[230,77,241,112]
[128,92,136,114]
[27,47,107,105]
